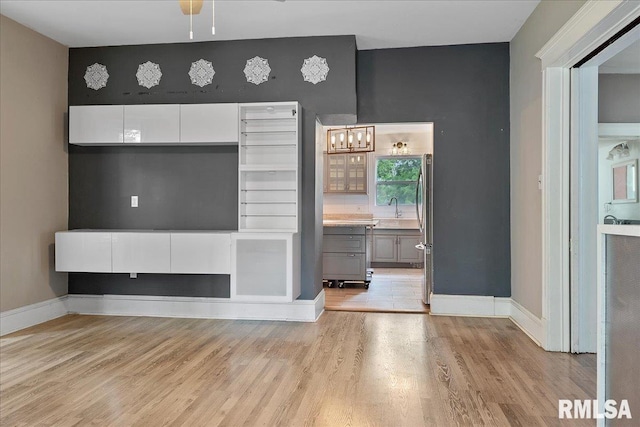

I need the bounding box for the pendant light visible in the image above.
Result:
[179,0,215,39]
[326,125,375,155]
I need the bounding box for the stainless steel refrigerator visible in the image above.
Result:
[415,154,433,304]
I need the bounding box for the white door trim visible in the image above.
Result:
[536,0,640,351]
[570,65,599,354]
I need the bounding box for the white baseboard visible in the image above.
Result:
[430,294,510,317]
[509,299,545,347]
[430,293,544,347]
[0,296,69,336]
[67,290,325,323]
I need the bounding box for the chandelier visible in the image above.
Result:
[326,125,375,155]
[179,0,215,39]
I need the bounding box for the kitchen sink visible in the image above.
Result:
[374,218,419,229]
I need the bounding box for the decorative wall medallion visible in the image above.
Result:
[301,55,329,84]
[243,56,271,85]
[136,61,162,89]
[189,59,215,87]
[84,63,109,90]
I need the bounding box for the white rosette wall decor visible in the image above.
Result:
[84,63,109,90]
[136,61,162,89]
[243,56,271,85]
[301,55,329,84]
[189,59,215,87]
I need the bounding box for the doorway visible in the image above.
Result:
[536,1,639,352]
[569,28,640,353]
[320,123,434,313]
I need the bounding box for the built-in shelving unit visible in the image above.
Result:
[238,102,300,233]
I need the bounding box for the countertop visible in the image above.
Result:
[322,219,379,227]
[322,217,419,230]
[58,229,235,234]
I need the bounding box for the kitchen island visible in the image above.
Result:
[322,218,378,288]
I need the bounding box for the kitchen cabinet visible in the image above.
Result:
[180,103,238,144]
[322,226,370,287]
[373,229,422,264]
[69,105,124,144]
[324,153,367,194]
[238,102,300,233]
[55,231,112,272]
[231,232,300,302]
[124,105,180,144]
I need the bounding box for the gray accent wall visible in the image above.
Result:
[357,43,511,297]
[68,36,356,299]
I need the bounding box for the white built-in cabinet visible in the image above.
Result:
[62,101,302,304]
[112,233,172,273]
[69,105,124,144]
[239,102,300,233]
[55,231,113,272]
[69,103,239,145]
[180,104,238,143]
[56,231,231,275]
[170,233,231,274]
[231,233,300,302]
[235,102,301,302]
[124,105,180,144]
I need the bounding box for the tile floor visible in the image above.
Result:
[324,268,428,313]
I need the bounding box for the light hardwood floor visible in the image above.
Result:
[0,313,595,426]
[325,268,428,313]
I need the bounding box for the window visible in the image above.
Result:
[375,156,422,205]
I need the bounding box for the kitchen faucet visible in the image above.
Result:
[388,197,401,218]
[604,214,619,225]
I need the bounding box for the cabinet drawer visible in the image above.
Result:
[323,235,365,253]
[322,252,365,281]
[323,226,366,235]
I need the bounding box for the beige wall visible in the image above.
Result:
[0,15,68,312]
[509,0,586,318]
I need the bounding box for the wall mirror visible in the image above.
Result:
[612,159,638,203]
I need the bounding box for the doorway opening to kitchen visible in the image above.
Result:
[320,122,434,313]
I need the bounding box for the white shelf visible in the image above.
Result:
[239,165,297,172]
[238,102,300,233]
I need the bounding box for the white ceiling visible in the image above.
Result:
[0,0,540,49]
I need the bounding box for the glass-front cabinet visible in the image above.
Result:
[324,153,367,194]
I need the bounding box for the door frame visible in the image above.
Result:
[536,0,640,351]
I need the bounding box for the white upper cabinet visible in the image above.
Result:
[124,105,180,144]
[180,104,239,144]
[69,105,124,144]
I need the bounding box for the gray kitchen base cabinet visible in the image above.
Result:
[373,230,422,264]
[322,252,366,281]
[322,226,370,286]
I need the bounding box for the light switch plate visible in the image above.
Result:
[131,195,138,208]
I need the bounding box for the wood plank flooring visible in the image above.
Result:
[325,268,428,313]
[0,313,595,426]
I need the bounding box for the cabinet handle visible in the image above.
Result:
[348,254,356,257]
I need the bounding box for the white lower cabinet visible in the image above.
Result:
[55,232,112,272]
[112,233,171,273]
[170,233,231,274]
[231,233,300,302]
